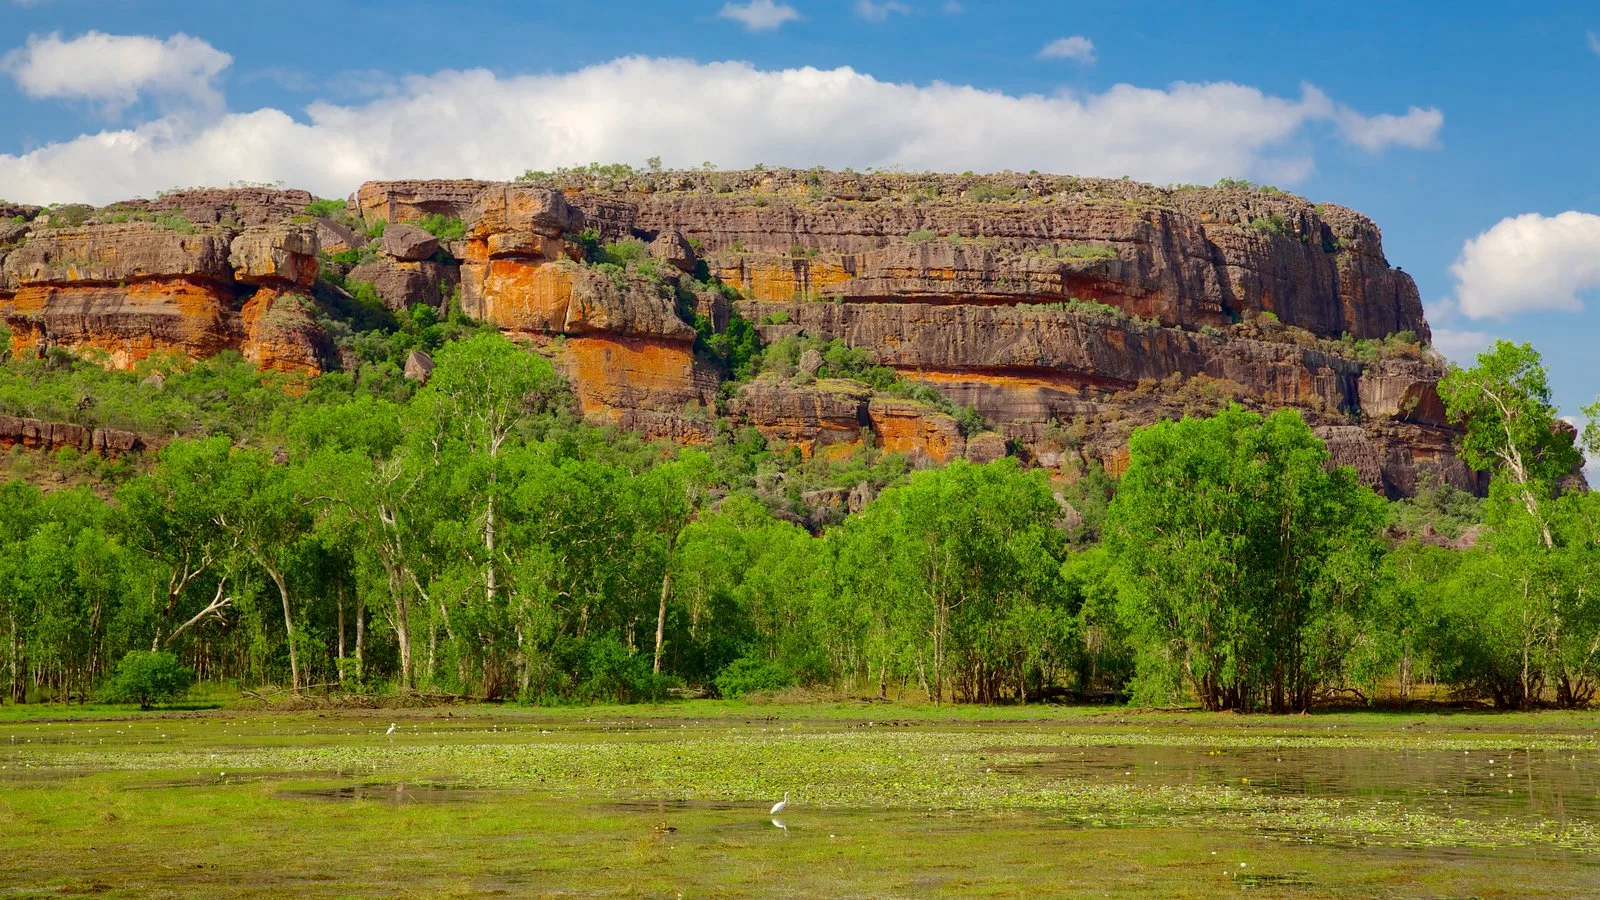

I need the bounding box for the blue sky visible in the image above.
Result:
[1,0,1596,458]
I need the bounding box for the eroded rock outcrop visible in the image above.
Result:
[6,171,1473,496]
[0,207,331,374]
[0,414,153,456]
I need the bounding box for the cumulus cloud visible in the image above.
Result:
[1588,30,1600,54]
[1,31,232,116]
[718,0,801,32]
[1038,36,1096,63]
[0,57,1445,205]
[1451,211,1600,319]
[1331,105,1442,151]
[1430,328,1493,362]
[854,1,910,22]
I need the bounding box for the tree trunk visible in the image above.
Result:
[264,563,299,693]
[653,567,672,675]
[354,593,367,683]
[336,590,346,687]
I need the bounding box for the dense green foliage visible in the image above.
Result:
[1104,407,1387,712]
[0,331,1593,711]
[101,650,194,709]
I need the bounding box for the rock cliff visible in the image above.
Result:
[0,192,332,374]
[0,171,1479,496]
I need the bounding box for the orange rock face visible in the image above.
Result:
[867,399,964,464]
[240,289,329,376]
[2,279,239,368]
[713,256,852,302]
[0,208,334,374]
[468,258,578,331]
[558,336,717,441]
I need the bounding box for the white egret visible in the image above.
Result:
[770,792,789,815]
[386,723,397,735]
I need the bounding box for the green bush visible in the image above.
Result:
[576,636,673,703]
[1248,213,1289,237]
[1029,244,1117,261]
[102,651,195,710]
[966,183,1019,203]
[906,229,938,243]
[304,198,346,219]
[417,213,466,242]
[714,656,795,698]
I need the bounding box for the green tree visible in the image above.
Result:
[214,450,315,691]
[1104,406,1385,712]
[116,438,236,650]
[103,650,194,710]
[1438,341,1580,549]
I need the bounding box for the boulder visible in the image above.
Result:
[649,230,696,272]
[0,220,29,246]
[404,349,435,383]
[316,219,365,255]
[847,480,876,513]
[380,223,440,262]
[347,258,457,312]
[357,179,495,227]
[797,348,824,377]
[230,224,319,287]
[964,431,1009,464]
[2,224,233,285]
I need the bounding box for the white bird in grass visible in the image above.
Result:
[769,792,789,815]
[386,723,397,735]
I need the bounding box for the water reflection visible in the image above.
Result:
[996,744,1600,824]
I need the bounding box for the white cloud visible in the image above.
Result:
[1588,30,1600,55]
[855,0,910,22]
[1,31,232,116]
[718,0,801,32]
[1451,211,1600,319]
[943,1,963,11]
[1430,328,1493,362]
[0,57,1444,205]
[1331,104,1442,151]
[1038,36,1096,63]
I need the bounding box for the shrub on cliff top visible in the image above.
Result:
[305,198,346,219]
[417,213,466,242]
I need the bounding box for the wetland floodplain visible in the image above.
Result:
[2,701,1598,897]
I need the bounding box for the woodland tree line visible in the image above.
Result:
[1,333,1597,712]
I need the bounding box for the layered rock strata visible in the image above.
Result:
[0,193,332,374]
[3,173,1478,495]
[0,415,153,457]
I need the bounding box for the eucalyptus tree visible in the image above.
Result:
[1439,341,1580,549]
[411,332,564,622]
[290,394,430,687]
[213,449,315,691]
[640,451,713,675]
[1104,406,1384,712]
[117,438,238,650]
[831,459,1069,704]
[1434,343,1597,707]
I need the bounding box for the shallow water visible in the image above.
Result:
[996,743,1600,824]
[3,705,1599,896]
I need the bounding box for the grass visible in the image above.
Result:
[2,699,1598,896]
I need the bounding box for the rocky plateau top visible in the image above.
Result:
[0,169,1496,497]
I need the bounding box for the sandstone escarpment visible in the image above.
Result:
[0,212,331,374]
[503,168,1427,342]
[11,170,1471,496]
